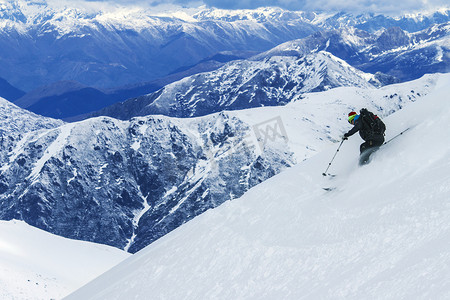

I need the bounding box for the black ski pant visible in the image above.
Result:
[359,135,384,165]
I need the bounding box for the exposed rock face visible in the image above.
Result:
[0,109,294,253]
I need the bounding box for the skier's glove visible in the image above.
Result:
[342,134,349,140]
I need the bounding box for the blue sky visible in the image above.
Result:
[83,0,449,14]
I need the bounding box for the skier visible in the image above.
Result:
[343,109,386,165]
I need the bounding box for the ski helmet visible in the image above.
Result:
[348,111,357,124]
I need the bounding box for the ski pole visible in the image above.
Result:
[383,127,411,145]
[322,139,345,176]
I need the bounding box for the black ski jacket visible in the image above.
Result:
[345,117,383,141]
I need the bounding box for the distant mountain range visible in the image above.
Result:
[1,2,448,120]
[258,23,450,82]
[11,21,449,121]
[0,1,448,92]
[0,2,319,91]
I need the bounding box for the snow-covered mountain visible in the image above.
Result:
[0,220,129,300]
[93,50,378,119]
[0,97,296,254]
[261,22,450,82]
[0,96,63,167]
[0,74,438,254]
[313,9,450,33]
[0,96,62,133]
[360,23,450,80]
[0,1,448,91]
[65,73,450,300]
[186,7,450,33]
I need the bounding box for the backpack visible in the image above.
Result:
[359,108,386,135]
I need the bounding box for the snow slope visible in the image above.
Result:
[66,73,450,299]
[0,220,130,300]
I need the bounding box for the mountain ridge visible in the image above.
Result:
[91,50,378,120]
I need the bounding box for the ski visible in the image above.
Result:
[322,173,337,178]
